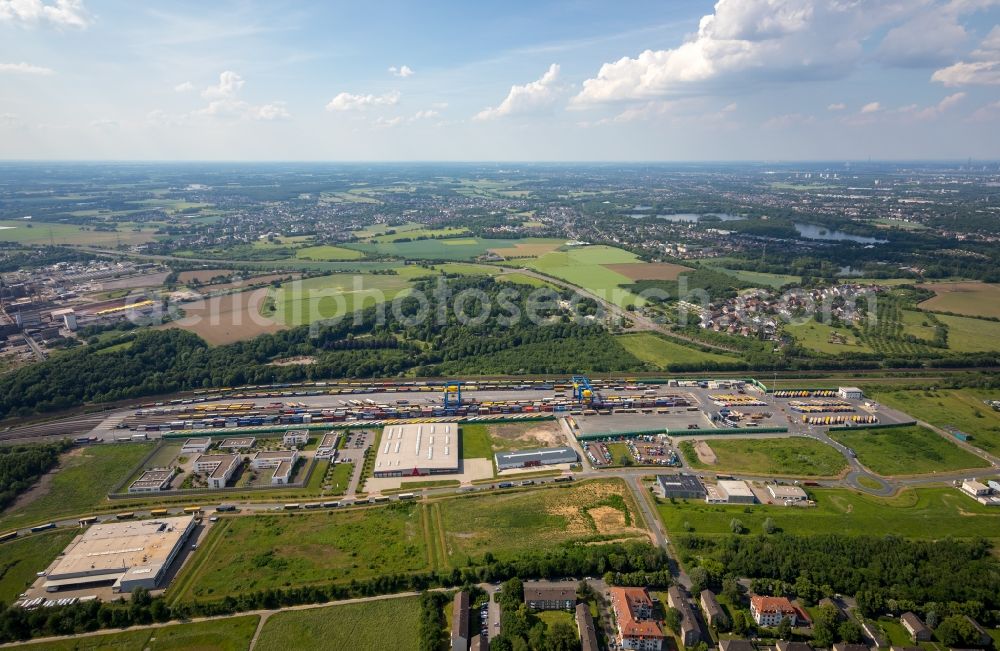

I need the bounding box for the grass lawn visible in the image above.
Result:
[437,479,648,564]
[524,245,646,308]
[294,245,365,261]
[785,321,874,355]
[935,314,1000,352]
[270,268,426,324]
[617,333,739,369]
[537,609,576,630]
[680,437,847,477]
[23,615,259,651]
[876,388,1000,455]
[461,424,495,459]
[344,237,527,261]
[828,425,989,475]
[255,595,421,651]
[657,486,1000,539]
[497,272,558,288]
[0,443,154,531]
[171,504,429,602]
[0,220,156,246]
[324,462,354,495]
[917,281,1000,319]
[0,530,75,603]
[371,226,471,242]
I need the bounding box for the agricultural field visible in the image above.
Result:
[176,269,236,284]
[0,220,157,246]
[255,595,421,651]
[488,238,565,258]
[436,479,648,563]
[371,226,470,242]
[159,287,285,345]
[344,237,519,261]
[616,333,739,369]
[0,442,154,531]
[497,272,558,288]
[935,314,1000,352]
[699,259,800,288]
[524,245,647,307]
[876,389,1000,455]
[269,268,427,325]
[680,437,847,477]
[430,262,503,276]
[171,505,428,602]
[657,486,1000,540]
[21,615,259,651]
[828,425,990,475]
[294,245,365,261]
[917,281,1000,318]
[0,529,76,603]
[352,221,423,239]
[605,262,692,281]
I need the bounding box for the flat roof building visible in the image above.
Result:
[181,438,211,454]
[316,432,340,458]
[838,387,864,400]
[655,473,706,500]
[193,454,241,489]
[283,429,309,447]
[218,437,255,450]
[961,479,990,496]
[43,515,195,593]
[708,479,757,504]
[250,449,298,470]
[768,485,808,502]
[271,460,294,485]
[495,447,578,471]
[374,423,460,478]
[128,469,174,494]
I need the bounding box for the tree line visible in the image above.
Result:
[0,440,71,512]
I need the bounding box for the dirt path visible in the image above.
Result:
[5,448,84,512]
[693,440,717,465]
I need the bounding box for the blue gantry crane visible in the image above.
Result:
[443,382,462,408]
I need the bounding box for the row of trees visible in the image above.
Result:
[0,440,71,511]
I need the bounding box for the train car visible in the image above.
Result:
[78,516,98,527]
[183,506,202,514]
[150,508,169,516]
[30,522,56,532]
[116,512,135,520]
[0,531,18,542]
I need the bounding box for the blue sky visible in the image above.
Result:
[1,0,1000,160]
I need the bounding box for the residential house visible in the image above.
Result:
[610,587,665,651]
[576,603,599,651]
[749,595,798,627]
[523,581,575,611]
[667,586,700,647]
[700,589,726,629]
[452,590,469,651]
[900,612,931,642]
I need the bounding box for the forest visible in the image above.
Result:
[0,441,70,512]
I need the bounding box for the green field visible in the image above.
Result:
[658,486,1000,539]
[681,437,847,477]
[0,443,154,531]
[436,479,648,563]
[617,333,739,369]
[295,245,365,261]
[255,595,421,651]
[171,505,428,602]
[371,226,471,242]
[21,615,259,651]
[497,272,557,288]
[0,220,156,246]
[786,321,874,354]
[430,262,502,276]
[269,268,427,324]
[525,245,646,308]
[828,425,989,475]
[0,530,75,604]
[700,261,800,288]
[324,462,354,495]
[876,389,1000,455]
[917,281,1000,319]
[460,424,495,459]
[935,313,1000,352]
[344,237,522,261]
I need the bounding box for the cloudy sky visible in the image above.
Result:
[2,0,1000,160]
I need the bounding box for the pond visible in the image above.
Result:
[794,222,886,244]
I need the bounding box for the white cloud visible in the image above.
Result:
[410,109,440,121]
[861,101,882,113]
[202,71,245,99]
[827,102,846,111]
[905,91,966,119]
[877,6,968,68]
[388,65,414,78]
[763,113,815,128]
[248,102,290,121]
[571,0,992,105]
[932,24,1000,85]
[325,91,400,111]
[0,0,91,28]
[0,62,54,75]
[174,81,194,92]
[474,64,563,121]
[969,99,1000,122]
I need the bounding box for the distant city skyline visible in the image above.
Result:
[1,0,1000,161]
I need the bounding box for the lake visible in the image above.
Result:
[629,212,742,223]
[794,222,886,244]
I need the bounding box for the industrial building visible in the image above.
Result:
[193,454,241,489]
[128,469,174,494]
[655,473,706,499]
[767,484,808,502]
[43,515,196,593]
[837,387,864,400]
[316,432,340,458]
[494,447,578,471]
[181,438,211,454]
[706,480,757,504]
[373,423,460,478]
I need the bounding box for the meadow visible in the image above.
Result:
[0,529,76,603]
[657,486,1000,539]
[616,333,740,369]
[877,388,1000,455]
[171,505,429,602]
[344,237,528,260]
[269,268,426,325]
[917,281,1000,319]
[0,442,154,531]
[21,615,259,651]
[255,595,421,651]
[828,424,990,475]
[294,245,365,261]
[699,260,800,288]
[935,314,1000,352]
[680,437,847,477]
[436,479,647,564]
[0,220,156,246]
[786,320,874,355]
[371,226,471,242]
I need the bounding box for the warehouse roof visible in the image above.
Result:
[375,423,459,473]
